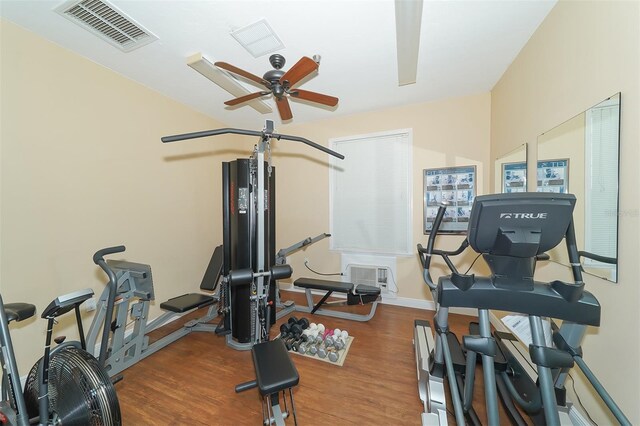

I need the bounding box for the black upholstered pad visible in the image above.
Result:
[160,293,215,313]
[354,284,381,296]
[294,278,354,293]
[252,339,299,395]
[5,303,36,323]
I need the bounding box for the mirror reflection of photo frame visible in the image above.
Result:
[495,143,528,194]
[502,162,527,193]
[536,159,569,193]
[423,165,477,234]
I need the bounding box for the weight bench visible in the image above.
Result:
[236,339,299,425]
[293,278,381,322]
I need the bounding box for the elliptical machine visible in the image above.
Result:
[414,192,629,425]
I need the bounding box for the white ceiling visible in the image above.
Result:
[0,0,556,129]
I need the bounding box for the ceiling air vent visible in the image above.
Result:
[55,0,157,52]
[230,18,284,58]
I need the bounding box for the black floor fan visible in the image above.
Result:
[24,347,120,425]
[22,287,121,425]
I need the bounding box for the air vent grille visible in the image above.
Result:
[230,19,284,58]
[56,0,157,52]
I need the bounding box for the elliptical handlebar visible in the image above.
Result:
[422,202,449,268]
[92,245,125,365]
[417,203,448,289]
[417,202,472,290]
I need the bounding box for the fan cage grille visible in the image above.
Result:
[24,346,121,425]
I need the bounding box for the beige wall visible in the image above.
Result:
[273,93,491,300]
[491,0,639,423]
[0,20,229,372]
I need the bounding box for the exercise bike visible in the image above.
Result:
[414,192,629,425]
[0,247,122,425]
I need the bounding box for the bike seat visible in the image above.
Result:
[5,303,36,323]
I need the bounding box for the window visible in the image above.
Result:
[330,129,412,255]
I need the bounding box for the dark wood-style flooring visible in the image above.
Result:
[115,290,507,425]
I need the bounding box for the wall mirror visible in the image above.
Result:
[537,93,620,282]
[494,143,527,194]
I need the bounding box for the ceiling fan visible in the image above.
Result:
[215,54,339,121]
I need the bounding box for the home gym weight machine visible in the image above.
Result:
[163,120,343,425]
[162,120,344,349]
[414,193,630,425]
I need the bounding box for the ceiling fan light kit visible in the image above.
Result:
[214,54,339,121]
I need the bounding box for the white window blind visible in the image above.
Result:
[330,129,412,255]
[584,102,619,266]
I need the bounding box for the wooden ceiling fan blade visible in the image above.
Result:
[214,61,270,88]
[279,56,318,87]
[276,97,293,121]
[224,91,271,106]
[290,89,338,107]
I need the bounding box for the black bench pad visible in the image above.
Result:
[294,278,354,293]
[160,293,215,313]
[252,339,299,395]
[5,303,36,323]
[354,285,381,296]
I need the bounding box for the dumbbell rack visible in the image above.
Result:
[278,317,354,366]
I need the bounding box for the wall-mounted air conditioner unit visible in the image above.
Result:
[341,253,397,298]
[346,264,391,294]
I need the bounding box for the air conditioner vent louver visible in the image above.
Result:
[349,265,390,293]
[56,0,157,52]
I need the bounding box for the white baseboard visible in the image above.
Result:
[381,295,435,310]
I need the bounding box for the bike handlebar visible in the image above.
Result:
[92,245,125,365]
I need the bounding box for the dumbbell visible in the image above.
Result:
[333,330,349,350]
[302,323,320,343]
[288,316,310,330]
[307,334,325,355]
[327,347,340,362]
[285,316,310,338]
[298,340,315,354]
[286,333,307,351]
[317,341,328,358]
[325,328,343,347]
[279,324,301,341]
